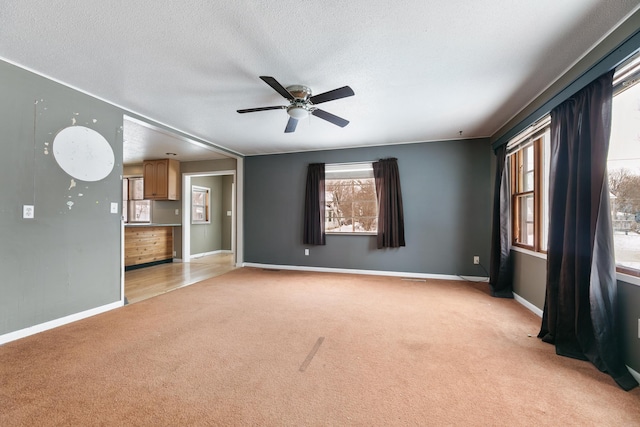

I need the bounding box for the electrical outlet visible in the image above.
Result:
[175,209,180,215]
[473,256,480,265]
[110,202,118,214]
[23,205,34,219]
[305,249,309,256]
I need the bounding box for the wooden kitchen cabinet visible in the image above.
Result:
[143,159,180,200]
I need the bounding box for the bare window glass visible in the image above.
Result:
[192,186,210,224]
[325,163,378,234]
[609,60,640,275]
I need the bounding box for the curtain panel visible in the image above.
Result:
[489,144,513,298]
[538,70,637,391]
[373,158,405,249]
[303,163,326,245]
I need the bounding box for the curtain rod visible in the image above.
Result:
[325,161,376,167]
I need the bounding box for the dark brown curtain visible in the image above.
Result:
[303,163,326,245]
[373,158,405,249]
[489,143,513,298]
[538,70,637,391]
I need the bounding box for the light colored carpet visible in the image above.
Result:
[1,268,639,426]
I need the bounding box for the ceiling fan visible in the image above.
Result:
[237,76,354,133]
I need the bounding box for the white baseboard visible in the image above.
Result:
[512,293,640,384]
[513,292,543,317]
[627,366,640,383]
[0,300,123,346]
[242,262,489,282]
[191,249,233,259]
[628,366,640,384]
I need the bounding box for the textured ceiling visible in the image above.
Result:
[1,1,639,158]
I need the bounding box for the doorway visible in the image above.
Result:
[181,171,237,262]
[121,115,243,304]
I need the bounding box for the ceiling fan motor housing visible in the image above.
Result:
[286,85,312,101]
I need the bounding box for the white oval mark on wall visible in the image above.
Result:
[53,126,115,182]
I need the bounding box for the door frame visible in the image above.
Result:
[182,170,237,263]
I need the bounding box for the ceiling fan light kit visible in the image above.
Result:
[287,105,309,120]
[237,76,354,133]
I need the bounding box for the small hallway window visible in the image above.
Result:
[192,186,210,224]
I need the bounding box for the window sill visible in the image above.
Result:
[617,271,640,287]
[511,246,546,259]
[326,232,377,236]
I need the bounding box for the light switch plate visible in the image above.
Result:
[110,202,118,214]
[23,205,34,219]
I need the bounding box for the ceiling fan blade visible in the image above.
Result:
[237,106,286,113]
[312,109,349,127]
[260,76,294,101]
[309,86,354,104]
[285,117,298,133]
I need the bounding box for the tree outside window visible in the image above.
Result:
[325,163,377,233]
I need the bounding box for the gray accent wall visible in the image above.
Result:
[619,281,640,373]
[244,139,492,276]
[512,251,546,309]
[0,60,123,336]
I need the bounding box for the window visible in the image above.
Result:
[508,118,550,252]
[506,54,640,274]
[609,55,640,275]
[123,177,151,223]
[192,186,210,224]
[325,163,378,234]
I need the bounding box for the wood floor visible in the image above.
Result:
[124,253,236,304]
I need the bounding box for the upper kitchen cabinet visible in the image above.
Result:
[143,159,180,200]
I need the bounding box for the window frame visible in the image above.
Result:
[324,162,378,235]
[191,185,211,224]
[609,55,640,277]
[507,118,550,254]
